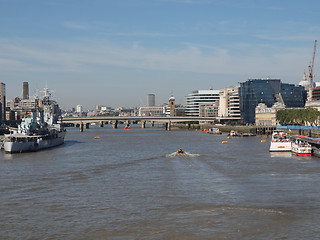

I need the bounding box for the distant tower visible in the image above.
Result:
[0,82,6,123]
[299,70,310,99]
[147,94,155,107]
[23,82,29,100]
[76,105,83,113]
[169,94,175,117]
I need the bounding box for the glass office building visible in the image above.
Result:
[239,78,307,123]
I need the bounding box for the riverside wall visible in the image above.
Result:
[175,123,320,138]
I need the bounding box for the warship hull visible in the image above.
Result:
[4,131,66,153]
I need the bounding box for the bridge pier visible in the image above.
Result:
[113,120,118,129]
[80,123,84,132]
[165,121,171,131]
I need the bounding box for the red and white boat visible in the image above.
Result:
[269,130,291,152]
[291,138,312,156]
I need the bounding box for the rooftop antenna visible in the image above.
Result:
[40,80,54,98]
[139,97,144,106]
[34,88,40,99]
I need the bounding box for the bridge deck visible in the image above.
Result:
[62,116,240,123]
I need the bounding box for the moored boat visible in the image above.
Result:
[208,128,222,134]
[4,88,66,153]
[291,137,312,156]
[4,130,66,153]
[269,130,291,152]
[228,130,242,137]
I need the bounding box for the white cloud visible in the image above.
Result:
[102,31,177,37]
[254,34,318,42]
[63,22,94,30]
[2,37,316,108]
[0,37,311,79]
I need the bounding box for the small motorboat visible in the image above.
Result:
[176,148,185,155]
[228,130,242,137]
[208,128,222,134]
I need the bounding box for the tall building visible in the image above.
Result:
[186,89,220,116]
[76,105,83,113]
[239,78,307,123]
[169,95,175,117]
[23,82,29,100]
[6,83,41,121]
[218,85,241,119]
[0,82,6,123]
[147,94,155,107]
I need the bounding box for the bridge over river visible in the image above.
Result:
[62,116,240,131]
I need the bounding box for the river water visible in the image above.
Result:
[1,125,320,239]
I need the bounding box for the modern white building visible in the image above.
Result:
[218,85,241,119]
[186,89,220,116]
[76,105,83,113]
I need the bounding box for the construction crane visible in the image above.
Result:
[308,40,317,100]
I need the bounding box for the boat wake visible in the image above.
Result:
[165,152,201,157]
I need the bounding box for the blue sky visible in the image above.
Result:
[1,0,319,110]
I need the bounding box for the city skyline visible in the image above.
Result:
[1,0,320,109]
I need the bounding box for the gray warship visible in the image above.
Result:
[4,88,66,153]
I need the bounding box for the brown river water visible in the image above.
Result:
[1,125,320,239]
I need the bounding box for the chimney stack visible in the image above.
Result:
[23,82,29,99]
